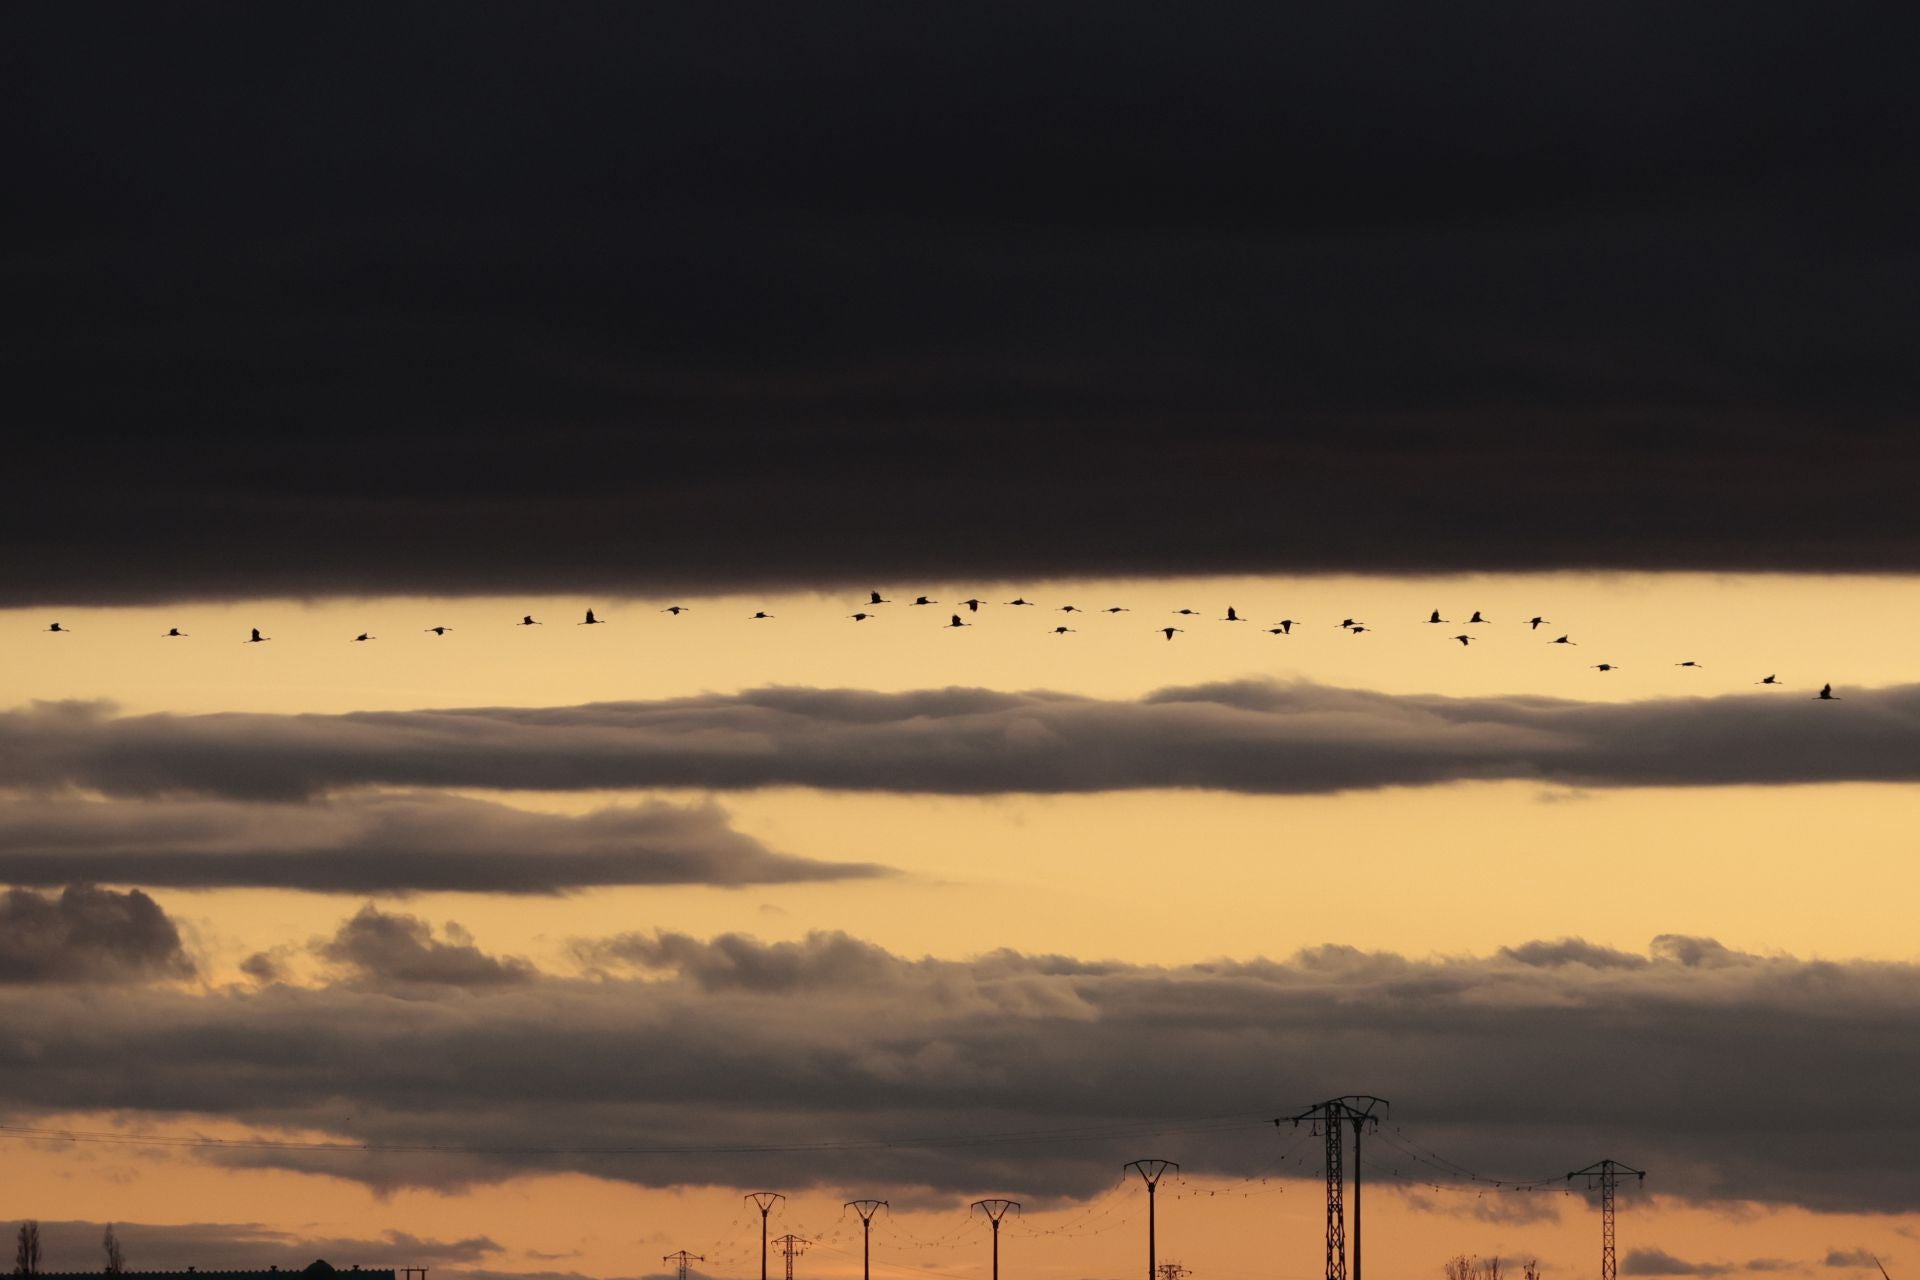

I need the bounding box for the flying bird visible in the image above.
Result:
[662,605,690,615]
[1272,619,1295,634]
[1223,606,1245,622]
[1159,627,1184,640]
[579,609,606,625]
[1550,635,1576,645]
[1468,611,1489,623]
[1757,674,1781,685]
[1676,660,1703,668]
[1426,610,1447,624]
[750,611,775,620]
[1050,625,1075,635]
[1006,597,1035,606]
[1348,625,1372,634]
[44,622,67,632]
[946,614,970,628]
[1057,604,1083,614]
[518,615,541,626]
[425,626,453,635]
[163,628,187,637]
[1102,606,1130,614]
[1592,663,1620,672]
[1336,618,1360,629]
[1816,683,1839,700]
[1527,616,1548,629]
[352,633,375,642]
[962,598,986,612]
[868,592,889,605]
[1264,625,1291,636]
[245,628,270,643]
[911,596,938,606]
[848,613,876,622]
[1173,608,1201,617]
[1452,634,1473,646]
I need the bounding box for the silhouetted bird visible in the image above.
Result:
[1050,625,1075,635]
[1103,606,1130,614]
[163,628,187,637]
[1426,610,1447,624]
[1551,635,1576,645]
[1173,608,1201,616]
[1527,616,1548,630]
[1348,625,1372,634]
[962,598,985,612]
[1758,674,1781,685]
[869,592,888,605]
[1337,618,1360,629]
[1468,611,1489,623]
[1159,627,1184,640]
[579,609,606,625]
[946,614,970,628]
[1452,634,1472,646]
[1676,661,1703,668]
[246,628,270,643]
[352,632,375,642]
[45,622,67,633]
[1223,606,1244,622]
[1273,619,1295,634]
[1592,663,1620,672]
[1006,597,1035,606]
[518,615,541,626]
[425,626,453,635]
[848,613,876,622]
[750,611,775,620]
[1058,604,1082,613]
[912,596,938,606]
[1264,625,1290,636]
[1816,683,1839,700]
[662,606,690,615]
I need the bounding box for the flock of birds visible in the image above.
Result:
[30,593,1845,699]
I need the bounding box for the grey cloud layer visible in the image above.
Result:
[3,682,1916,800]
[6,916,1920,1214]
[0,791,881,892]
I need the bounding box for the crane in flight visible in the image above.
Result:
[45,622,68,633]
[1451,634,1473,646]
[579,609,606,625]
[1222,606,1245,622]
[945,614,971,628]
[1159,626,1184,640]
[246,628,270,643]
[911,596,938,606]
[1102,606,1130,614]
[1050,625,1075,635]
[1816,683,1839,700]
[1006,597,1035,606]
[1550,634,1576,645]
[1467,611,1490,623]
[352,633,375,642]
[868,592,889,605]
[1527,616,1549,629]
[163,628,188,637]
[425,626,453,635]
[1757,674,1782,685]
[750,611,775,620]
[662,605,690,615]
[1592,663,1621,672]
[962,598,986,612]
[518,615,541,626]
[1426,610,1448,624]
[848,612,877,622]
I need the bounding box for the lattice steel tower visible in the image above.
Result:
[1278,1096,1388,1280]
[1567,1160,1646,1280]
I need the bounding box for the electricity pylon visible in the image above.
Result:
[663,1252,703,1280]
[1126,1159,1181,1280]
[1279,1096,1388,1280]
[845,1199,889,1280]
[1568,1160,1646,1280]
[772,1235,809,1280]
[972,1199,1021,1280]
[1157,1264,1192,1280]
[746,1192,785,1280]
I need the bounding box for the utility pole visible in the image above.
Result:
[1126,1159,1180,1280]
[1157,1264,1191,1280]
[1567,1161,1646,1280]
[772,1235,809,1280]
[845,1200,889,1280]
[663,1252,704,1280]
[971,1199,1021,1280]
[1278,1097,1388,1280]
[746,1192,785,1280]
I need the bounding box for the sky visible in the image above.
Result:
[6,7,1920,1280]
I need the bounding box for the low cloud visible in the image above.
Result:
[1625,1249,1733,1276]
[0,883,195,984]
[0,792,881,893]
[2,925,1920,1213]
[24,1221,496,1271]
[1,681,1915,802]
[1824,1251,1884,1270]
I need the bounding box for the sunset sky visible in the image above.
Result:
[7,8,1920,1280]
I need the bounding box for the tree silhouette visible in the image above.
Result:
[104,1225,125,1275]
[15,1222,40,1276]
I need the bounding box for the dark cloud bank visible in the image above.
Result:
[8,4,1920,603]
[2,681,1915,805]
[0,791,880,893]
[23,1222,496,1273]
[8,900,1920,1215]
[0,883,194,984]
